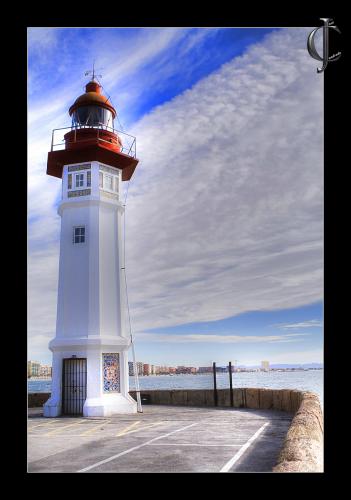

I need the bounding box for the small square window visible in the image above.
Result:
[75,173,84,188]
[73,226,85,244]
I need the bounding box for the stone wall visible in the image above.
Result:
[129,388,304,412]
[272,392,323,473]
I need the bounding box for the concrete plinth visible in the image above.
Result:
[83,394,137,417]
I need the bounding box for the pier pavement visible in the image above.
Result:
[28,405,292,473]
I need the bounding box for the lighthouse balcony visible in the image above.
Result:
[47,125,138,181]
[51,125,136,157]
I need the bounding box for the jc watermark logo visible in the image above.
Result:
[307,18,341,73]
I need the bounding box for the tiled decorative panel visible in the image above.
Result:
[103,353,120,393]
[68,189,91,198]
[68,164,91,172]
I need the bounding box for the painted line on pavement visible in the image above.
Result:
[115,421,141,436]
[28,419,60,430]
[149,443,243,447]
[116,421,163,437]
[79,420,111,436]
[44,419,86,436]
[78,422,199,472]
[220,422,269,472]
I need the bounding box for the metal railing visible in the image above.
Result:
[50,124,137,158]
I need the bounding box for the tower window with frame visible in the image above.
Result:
[73,226,85,244]
[75,173,84,188]
[105,174,113,191]
[99,171,103,188]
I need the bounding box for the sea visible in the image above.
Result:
[28,369,323,407]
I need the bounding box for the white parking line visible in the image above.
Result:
[220,422,269,472]
[149,443,243,447]
[77,422,199,473]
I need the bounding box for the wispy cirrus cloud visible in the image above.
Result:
[124,27,323,332]
[274,319,323,329]
[134,332,310,344]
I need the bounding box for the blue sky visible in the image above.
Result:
[28,27,323,366]
[137,302,323,367]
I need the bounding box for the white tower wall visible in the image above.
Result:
[44,161,137,417]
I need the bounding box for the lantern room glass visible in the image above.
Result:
[72,106,114,129]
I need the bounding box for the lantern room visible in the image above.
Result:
[47,78,139,181]
[69,80,116,129]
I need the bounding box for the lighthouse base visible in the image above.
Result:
[43,341,137,418]
[83,394,137,417]
[43,393,137,418]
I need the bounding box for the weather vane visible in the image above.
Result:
[85,61,103,81]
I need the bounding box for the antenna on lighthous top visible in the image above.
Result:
[85,61,103,81]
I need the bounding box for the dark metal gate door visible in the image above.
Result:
[62,358,87,415]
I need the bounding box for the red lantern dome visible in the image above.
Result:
[69,80,117,121]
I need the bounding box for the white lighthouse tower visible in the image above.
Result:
[43,77,139,417]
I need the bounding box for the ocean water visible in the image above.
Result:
[28,369,323,406]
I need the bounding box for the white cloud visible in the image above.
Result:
[124,28,323,332]
[275,320,323,329]
[28,28,323,360]
[134,332,309,344]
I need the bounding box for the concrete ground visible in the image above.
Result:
[27,405,292,473]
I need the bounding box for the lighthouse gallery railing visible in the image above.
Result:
[50,125,137,159]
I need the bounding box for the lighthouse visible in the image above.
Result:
[43,76,139,417]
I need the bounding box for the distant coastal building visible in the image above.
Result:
[198,366,213,373]
[39,365,52,378]
[129,361,144,376]
[27,361,41,378]
[261,360,270,371]
[176,366,198,374]
[215,366,227,373]
[143,364,151,376]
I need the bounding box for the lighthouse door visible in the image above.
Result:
[62,358,87,415]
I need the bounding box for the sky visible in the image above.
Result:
[28,27,324,367]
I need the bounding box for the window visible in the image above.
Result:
[68,173,72,190]
[105,175,113,191]
[73,226,85,244]
[114,176,119,193]
[75,173,84,188]
[72,106,114,129]
[87,171,91,187]
[99,172,103,188]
